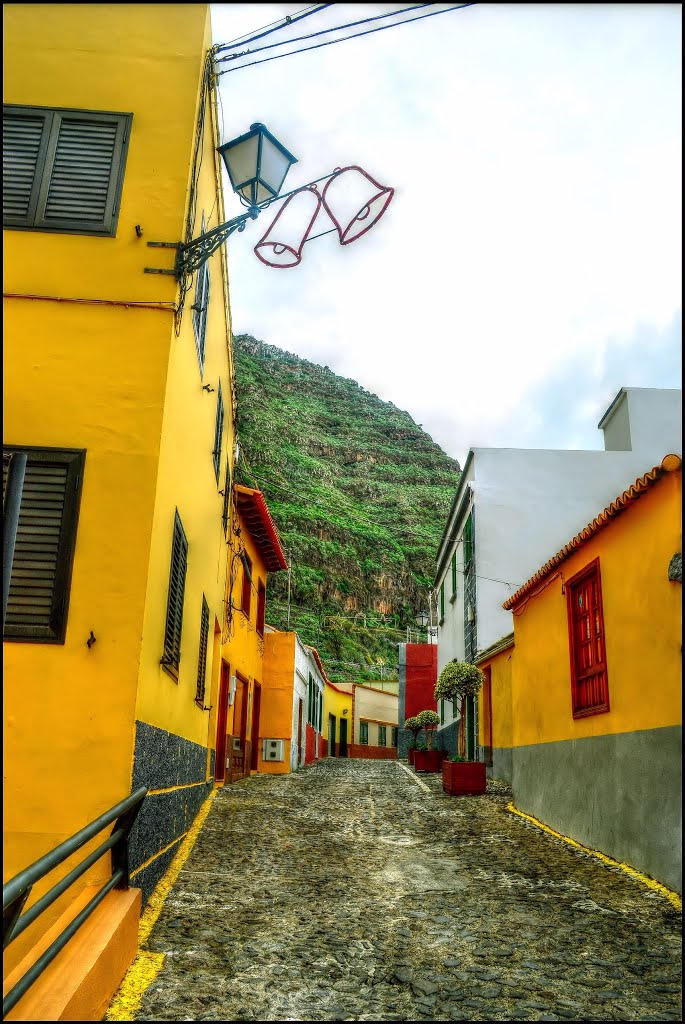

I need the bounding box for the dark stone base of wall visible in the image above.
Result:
[130,720,211,906]
[348,744,397,760]
[397,728,426,759]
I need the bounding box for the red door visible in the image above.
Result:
[297,698,303,768]
[251,681,262,771]
[215,661,230,782]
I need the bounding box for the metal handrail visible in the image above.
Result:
[2,786,147,1019]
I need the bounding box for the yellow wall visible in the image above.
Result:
[3,2,227,970]
[353,684,398,743]
[324,679,353,724]
[510,469,682,747]
[477,644,514,751]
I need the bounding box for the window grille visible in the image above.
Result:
[3,105,131,235]
[391,726,398,747]
[3,446,85,642]
[360,721,369,745]
[161,511,188,677]
[463,512,474,570]
[212,381,224,481]
[195,596,210,704]
[378,725,387,746]
[567,558,610,718]
[451,552,458,596]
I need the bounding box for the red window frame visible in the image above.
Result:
[256,579,266,636]
[566,557,610,718]
[240,552,252,618]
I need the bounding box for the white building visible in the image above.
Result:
[434,387,682,765]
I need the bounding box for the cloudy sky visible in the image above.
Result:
[210,3,681,467]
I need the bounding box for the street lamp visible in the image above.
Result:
[146,122,394,280]
[415,611,429,629]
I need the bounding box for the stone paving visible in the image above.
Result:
[132,759,682,1021]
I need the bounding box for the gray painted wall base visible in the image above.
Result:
[435,721,460,758]
[511,725,682,894]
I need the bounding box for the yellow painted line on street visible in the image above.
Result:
[396,760,432,792]
[105,789,218,1021]
[506,801,682,912]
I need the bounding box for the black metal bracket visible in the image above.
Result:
[145,208,259,280]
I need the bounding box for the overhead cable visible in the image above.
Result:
[213,3,334,53]
[215,3,476,75]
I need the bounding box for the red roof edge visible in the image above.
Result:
[235,484,288,571]
[503,454,681,611]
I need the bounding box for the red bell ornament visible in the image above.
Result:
[321,165,395,245]
[253,186,323,268]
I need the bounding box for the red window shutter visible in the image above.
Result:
[566,558,609,718]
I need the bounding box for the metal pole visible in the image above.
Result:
[3,452,27,631]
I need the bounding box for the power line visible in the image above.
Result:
[213,4,333,52]
[215,3,432,64]
[215,3,476,76]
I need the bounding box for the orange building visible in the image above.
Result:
[212,485,287,785]
[501,454,682,892]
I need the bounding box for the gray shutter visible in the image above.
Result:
[3,448,85,641]
[163,512,188,671]
[44,118,117,223]
[2,110,49,224]
[195,596,210,703]
[212,382,224,479]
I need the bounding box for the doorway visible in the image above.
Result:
[251,681,262,772]
[297,697,303,768]
[328,713,336,757]
[338,716,348,757]
[214,660,230,783]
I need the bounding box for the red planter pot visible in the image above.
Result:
[442,759,487,795]
[413,749,443,773]
[407,747,416,766]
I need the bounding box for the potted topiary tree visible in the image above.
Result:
[404,715,422,766]
[413,709,442,772]
[435,661,487,795]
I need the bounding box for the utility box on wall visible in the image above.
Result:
[262,738,285,762]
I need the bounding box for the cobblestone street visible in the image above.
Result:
[133,759,681,1021]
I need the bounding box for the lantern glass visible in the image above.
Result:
[415,611,429,628]
[218,123,297,209]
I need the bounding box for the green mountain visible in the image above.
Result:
[233,334,461,683]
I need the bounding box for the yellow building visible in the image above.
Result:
[474,633,514,782]
[3,1,243,1000]
[501,454,682,892]
[323,677,353,758]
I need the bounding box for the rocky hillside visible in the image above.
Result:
[233,334,460,683]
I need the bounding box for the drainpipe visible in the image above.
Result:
[3,452,27,631]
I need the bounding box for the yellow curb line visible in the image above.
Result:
[505,801,682,912]
[105,789,219,1021]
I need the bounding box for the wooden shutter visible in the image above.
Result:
[195,596,210,704]
[3,447,85,642]
[240,552,252,616]
[212,382,224,480]
[2,109,50,225]
[221,459,231,535]
[567,558,609,718]
[162,511,188,676]
[3,105,130,235]
[256,580,266,636]
[192,222,210,371]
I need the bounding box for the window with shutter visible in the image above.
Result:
[3,105,131,235]
[212,381,224,481]
[192,216,210,372]
[360,721,369,745]
[3,446,85,643]
[221,459,231,536]
[256,579,266,636]
[161,511,188,679]
[195,595,210,705]
[378,725,387,746]
[240,552,252,617]
[567,558,610,718]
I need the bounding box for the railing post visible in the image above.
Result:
[110,787,147,888]
[3,451,27,631]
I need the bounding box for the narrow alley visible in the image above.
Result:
[125,761,681,1022]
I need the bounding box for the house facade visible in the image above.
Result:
[349,684,399,759]
[323,677,353,757]
[260,630,327,773]
[434,387,682,760]
[397,642,438,758]
[3,1,245,997]
[502,455,682,892]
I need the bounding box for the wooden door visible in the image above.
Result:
[297,698,303,768]
[215,661,230,782]
[251,681,262,771]
[482,666,493,766]
[328,713,336,757]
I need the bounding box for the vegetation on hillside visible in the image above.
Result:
[233,334,460,683]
